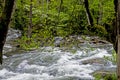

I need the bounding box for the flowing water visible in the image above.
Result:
[0,43,116,80]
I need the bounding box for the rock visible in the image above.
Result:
[81,58,108,65]
[54,37,63,47]
[93,70,116,80]
[53,35,111,48]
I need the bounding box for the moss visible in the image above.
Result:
[93,71,117,80]
[87,24,107,37]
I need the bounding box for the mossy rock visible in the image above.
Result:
[87,24,107,37]
[93,71,117,80]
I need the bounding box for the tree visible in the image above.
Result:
[28,0,33,38]
[113,0,120,79]
[112,0,118,52]
[97,0,103,25]
[0,0,15,64]
[83,0,94,26]
[116,0,120,79]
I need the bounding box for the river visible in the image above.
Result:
[0,43,116,80]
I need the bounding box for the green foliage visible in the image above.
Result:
[90,24,107,37]
[0,0,3,16]
[18,26,56,50]
[104,50,116,64]
[94,73,117,80]
[18,35,40,50]
[89,0,114,24]
[11,0,115,49]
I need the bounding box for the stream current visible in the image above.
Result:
[0,43,116,80]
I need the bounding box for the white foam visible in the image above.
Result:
[5,73,53,80]
[17,60,29,69]
[64,73,94,79]
[0,69,9,77]
[3,55,7,59]
[80,49,111,61]
[0,69,17,79]
[57,53,71,64]
[0,69,53,80]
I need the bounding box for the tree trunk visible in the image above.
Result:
[46,0,49,12]
[116,0,120,79]
[112,0,118,52]
[0,0,15,64]
[57,0,63,21]
[97,0,103,25]
[28,0,32,38]
[117,35,120,80]
[84,0,94,26]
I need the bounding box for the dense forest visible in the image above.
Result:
[0,0,115,48]
[0,0,120,80]
[13,0,114,37]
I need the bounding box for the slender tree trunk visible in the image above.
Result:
[28,0,32,38]
[114,0,118,13]
[114,0,120,79]
[112,0,118,52]
[97,0,103,25]
[0,0,15,64]
[58,0,63,18]
[117,0,120,79]
[84,0,94,26]
[46,0,49,12]
[117,35,120,80]
[42,0,44,12]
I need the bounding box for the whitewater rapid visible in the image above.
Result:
[0,45,116,80]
